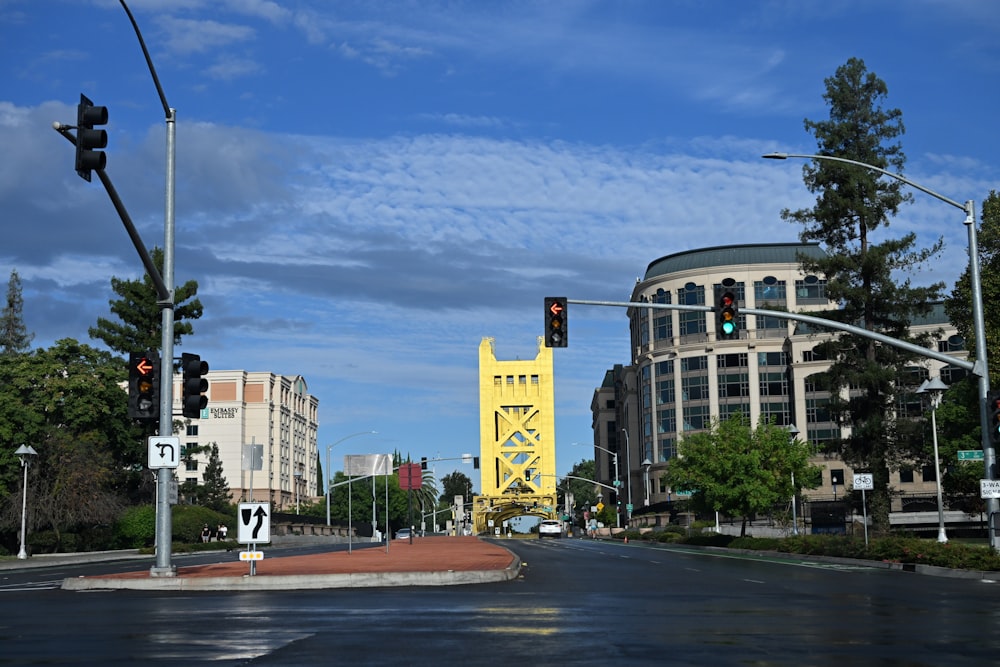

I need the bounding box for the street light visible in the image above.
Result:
[294,464,303,515]
[787,424,800,536]
[763,151,997,549]
[917,377,950,543]
[576,441,621,528]
[326,431,377,526]
[641,458,652,507]
[15,445,38,560]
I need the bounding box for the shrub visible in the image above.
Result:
[114,505,157,548]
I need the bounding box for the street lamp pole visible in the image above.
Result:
[918,377,950,543]
[642,458,652,507]
[326,431,377,526]
[763,152,997,550]
[788,424,801,536]
[15,445,38,560]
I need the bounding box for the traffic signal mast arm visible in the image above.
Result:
[568,298,978,375]
[53,122,171,304]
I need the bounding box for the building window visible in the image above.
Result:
[754,277,786,305]
[186,424,198,436]
[794,276,827,304]
[922,465,937,483]
[659,438,676,462]
[899,468,915,483]
[683,404,710,431]
[682,375,709,401]
[186,459,198,472]
[677,284,706,337]
[657,407,676,435]
[656,377,674,405]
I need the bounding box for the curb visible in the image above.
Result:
[60,545,523,592]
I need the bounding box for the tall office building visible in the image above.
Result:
[173,370,319,511]
[594,243,967,527]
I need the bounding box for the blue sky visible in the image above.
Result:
[2,0,999,488]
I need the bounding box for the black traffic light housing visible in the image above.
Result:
[544,296,568,348]
[718,290,739,339]
[990,390,1000,446]
[128,351,160,421]
[181,353,209,419]
[75,94,108,182]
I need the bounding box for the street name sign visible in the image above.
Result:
[958,450,985,461]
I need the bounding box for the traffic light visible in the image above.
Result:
[75,94,108,182]
[990,390,1000,446]
[128,351,160,421]
[544,296,568,348]
[718,290,739,339]
[181,353,209,419]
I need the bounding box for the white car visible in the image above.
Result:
[538,519,563,539]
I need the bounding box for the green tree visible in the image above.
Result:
[560,458,599,526]
[780,57,944,534]
[439,471,473,504]
[946,190,1000,384]
[201,443,231,512]
[89,247,203,355]
[0,339,142,549]
[0,269,34,356]
[663,414,821,537]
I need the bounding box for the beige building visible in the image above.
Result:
[171,370,319,511]
[593,242,969,532]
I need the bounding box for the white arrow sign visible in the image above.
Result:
[148,436,180,469]
[238,502,271,544]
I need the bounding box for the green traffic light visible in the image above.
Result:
[721,321,736,335]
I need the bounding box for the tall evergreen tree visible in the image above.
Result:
[88,247,204,355]
[780,58,945,534]
[945,190,1000,384]
[0,269,34,355]
[201,443,231,512]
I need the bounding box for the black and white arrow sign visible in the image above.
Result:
[147,436,180,469]
[237,502,271,544]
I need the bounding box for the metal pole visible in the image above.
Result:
[325,431,377,526]
[763,152,997,550]
[151,106,176,578]
[17,453,31,559]
[622,428,632,524]
[791,471,799,536]
[930,401,948,543]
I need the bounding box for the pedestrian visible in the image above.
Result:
[201,524,211,543]
[218,524,228,541]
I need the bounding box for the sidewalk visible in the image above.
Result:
[60,536,521,592]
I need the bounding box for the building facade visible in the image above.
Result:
[593,243,968,529]
[172,370,319,511]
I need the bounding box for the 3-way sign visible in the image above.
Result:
[237,502,271,544]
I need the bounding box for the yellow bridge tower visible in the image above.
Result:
[473,337,557,534]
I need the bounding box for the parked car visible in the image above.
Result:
[538,519,562,539]
[395,528,412,539]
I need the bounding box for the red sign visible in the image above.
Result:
[399,463,422,490]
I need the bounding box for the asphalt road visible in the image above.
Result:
[2,537,999,666]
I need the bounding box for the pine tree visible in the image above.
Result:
[201,443,231,512]
[780,58,945,534]
[88,247,203,355]
[0,269,34,355]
